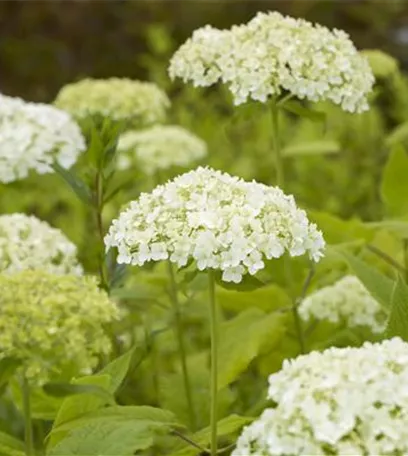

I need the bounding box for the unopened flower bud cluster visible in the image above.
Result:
[0,94,85,183]
[0,213,83,275]
[0,270,119,385]
[54,78,170,127]
[169,11,374,112]
[105,167,324,283]
[299,275,387,333]
[117,125,207,174]
[233,338,408,456]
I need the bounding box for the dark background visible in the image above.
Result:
[1,0,408,102]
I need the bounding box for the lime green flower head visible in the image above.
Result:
[54,78,170,128]
[0,270,119,385]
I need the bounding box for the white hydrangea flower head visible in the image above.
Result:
[169,11,374,112]
[117,125,208,174]
[0,213,83,275]
[299,275,387,333]
[54,78,170,127]
[105,167,324,283]
[0,94,85,183]
[233,338,408,456]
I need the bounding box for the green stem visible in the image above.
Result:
[404,240,408,283]
[166,261,196,430]
[95,170,109,291]
[22,376,34,456]
[208,269,218,456]
[271,98,305,354]
[270,99,284,188]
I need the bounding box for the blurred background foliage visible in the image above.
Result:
[1,2,408,452]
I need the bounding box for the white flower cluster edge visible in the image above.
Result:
[169,11,374,112]
[117,125,207,174]
[0,213,83,275]
[299,275,387,333]
[233,338,408,456]
[105,166,324,283]
[0,94,85,183]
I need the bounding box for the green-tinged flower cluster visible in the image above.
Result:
[0,270,119,385]
[0,213,82,275]
[54,78,170,127]
[169,11,374,112]
[117,125,207,174]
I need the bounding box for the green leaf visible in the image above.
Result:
[386,275,408,341]
[52,163,93,205]
[47,374,112,448]
[0,430,25,456]
[361,49,399,79]
[281,100,326,122]
[43,382,114,404]
[48,421,155,456]
[217,308,287,390]
[282,140,340,157]
[217,284,291,313]
[215,273,267,292]
[381,145,408,216]
[385,121,408,147]
[342,252,394,309]
[48,406,178,456]
[169,414,253,456]
[10,380,64,420]
[0,358,21,389]
[310,211,373,244]
[98,348,134,394]
[365,220,408,239]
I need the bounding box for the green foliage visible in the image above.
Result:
[2,4,408,454]
[381,145,408,216]
[386,275,408,341]
[48,406,178,456]
[217,309,287,390]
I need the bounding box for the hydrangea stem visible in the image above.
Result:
[95,170,109,291]
[270,99,284,188]
[271,98,305,354]
[22,376,34,456]
[166,260,196,430]
[208,269,218,456]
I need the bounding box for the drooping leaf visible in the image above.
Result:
[386,275,408,341]
[282,140,340,157]
[281,100,326,122]
[361,49,399,79]
[169,414,253,456]
[0,358,21,389]
[381,145,408,216]
[342,252,394,309]
[52,163,93,205]
[217,308,287,390]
